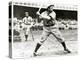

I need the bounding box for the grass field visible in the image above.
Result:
[13,29,78,58]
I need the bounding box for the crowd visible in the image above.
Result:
[13,17,77,32]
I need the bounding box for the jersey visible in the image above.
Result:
[40,11,56,27]
[22,16,33,25]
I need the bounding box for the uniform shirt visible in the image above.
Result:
[22,16,33,25]
[49,11,56,19]
[40,11,56,26]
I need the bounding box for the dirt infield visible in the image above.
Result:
[13,29,78,58]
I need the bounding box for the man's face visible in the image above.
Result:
[25,12,29,17]
[49,6,54,11]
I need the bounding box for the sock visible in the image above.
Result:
[61,42,67,50]
[25,35,28,40]
[34,43,41,53]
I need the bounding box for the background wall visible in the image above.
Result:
[13,5,77,20]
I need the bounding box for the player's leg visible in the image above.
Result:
[51,29,71,53]
[24,25,30,41]
[24,28,28,41]
[33,30,50,56]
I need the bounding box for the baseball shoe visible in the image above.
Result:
[64,48,71,53]
[25,40,27,41]
[33,52,37,57]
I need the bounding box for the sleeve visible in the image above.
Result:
[49,11,58,25]
[40,12,51,19]
[29,17,33,22]
[49,11,56,20]
[22,17,25,23]
[29,17,34,26]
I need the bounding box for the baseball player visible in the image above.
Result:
[33,5,71,56]
[22,12,34,41]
